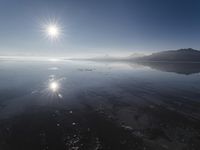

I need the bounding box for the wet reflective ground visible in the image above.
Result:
[0,60,200,150]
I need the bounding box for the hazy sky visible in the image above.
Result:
[0,0,200,57]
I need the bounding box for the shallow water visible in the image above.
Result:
[0,60,200,150]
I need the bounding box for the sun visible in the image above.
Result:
[40,17,63,41]
[46,24,60,38]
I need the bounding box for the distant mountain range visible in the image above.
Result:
[79,48,200,62]
[136,48,200,62]
[77,48,200,75]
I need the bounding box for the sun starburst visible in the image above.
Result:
[40,17,64,41]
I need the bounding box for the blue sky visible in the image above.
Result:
[0,0,200,57]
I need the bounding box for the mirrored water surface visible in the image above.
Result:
[0,60,200,150]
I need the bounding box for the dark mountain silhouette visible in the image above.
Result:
[136,48,200,62]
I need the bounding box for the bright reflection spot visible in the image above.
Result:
[49,81,59,92]
[43,76,65,99]
[48,58,60,62]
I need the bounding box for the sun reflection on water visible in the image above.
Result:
[49,81,59,92]
[46,75,62,98]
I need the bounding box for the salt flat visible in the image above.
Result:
[0,60,199,150]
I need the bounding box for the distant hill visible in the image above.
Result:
[136,48,200,62]
[76,48,200,63]
[80,54,143,62]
